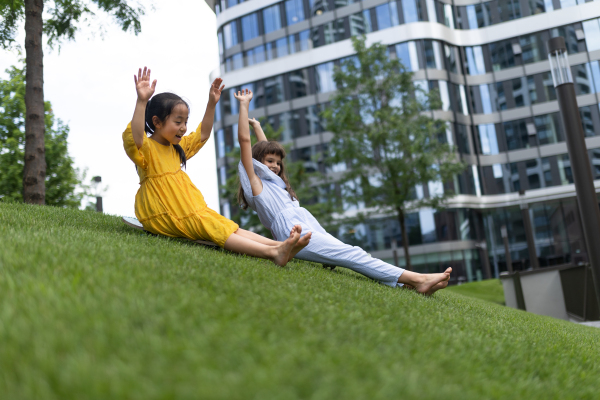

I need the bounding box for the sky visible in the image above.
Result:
[0,0,221,217]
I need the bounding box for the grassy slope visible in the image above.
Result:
[1,202,599,400]
[446,278,506,305]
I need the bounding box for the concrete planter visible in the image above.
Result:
[500,264,600,321]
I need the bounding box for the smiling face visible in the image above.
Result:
[262,153,282,175]
[151,103,189,146]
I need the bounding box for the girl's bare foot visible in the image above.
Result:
[289,231,312,261]
[272,228,301,266]
[400,268,452,295]
[403,279,449,296]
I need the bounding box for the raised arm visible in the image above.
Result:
[132,67,157,149]
[248,118,267,142]
[235,89,263,196]
[200,78,225,142]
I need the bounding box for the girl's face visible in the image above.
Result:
[152,104,189,146]
[263,153,282,175]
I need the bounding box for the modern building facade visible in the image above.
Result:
[205,0,600,283]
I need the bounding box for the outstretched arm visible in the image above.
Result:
[235,89,263,196]
[200,78,225,142]
[132,67,157,149]
[248,118,267,142]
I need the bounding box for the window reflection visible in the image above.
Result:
[285,0,305,25]
[315,62,336,93]
[465,46,486,75]
[583,18,600,52]
[402,0,421,23]
[263,4,282,34]
[478,124,499,155]
[241,13,259,42]
[396,41,419,71]
[288,69,310,99]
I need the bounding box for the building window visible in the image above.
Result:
[288,69,310,99]
[241,13,259,42]
[309,0,329,16]
[276,37,289,57]
[402,0,421,23]
[285,0,305,25]
[298,29,312,51]
[489,39,515,71]
[497,0,521,22]
[265,75,285,105]
[350,11,372,36]
[583,18,600,52]
[315,62,336,93]
[478,124,499,155]
[396,41,419,71]
[535,113,564,145]
[232,53,243,70]
[263,4,282,34]
[424,40,443,70]
[465,2,492,29]
[223,21,238,49]
[216,129,225,158]
[245,45,266,66]
[444,44,459,73]
[465,46,486,75]
[376,2,399,30]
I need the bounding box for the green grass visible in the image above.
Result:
[1,202,599,399]
[447,278,506,305]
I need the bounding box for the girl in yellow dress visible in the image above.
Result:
[122,67,310,266]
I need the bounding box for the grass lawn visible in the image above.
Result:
[446,278,506,305]
[1,202,599,399]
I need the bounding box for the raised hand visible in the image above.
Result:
[248,117,261,129]
[209,78,225,106]
[134,67,157,102]
[233,88,253,104]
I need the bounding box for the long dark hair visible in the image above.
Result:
[144,93,189,168]
[238,141,298,210]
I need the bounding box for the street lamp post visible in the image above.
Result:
[548,36,600,298]
[92,176,103,213]
[500,225,513,273]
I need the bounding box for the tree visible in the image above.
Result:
[323,36,466,270]
[0,0,144,204]
[0,64,85,207]
[221,122,338,237]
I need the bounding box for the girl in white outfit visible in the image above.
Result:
[234,89,451,294]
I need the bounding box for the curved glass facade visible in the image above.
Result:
[208,0,600,282]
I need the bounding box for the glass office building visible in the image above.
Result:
[205,0,600,283]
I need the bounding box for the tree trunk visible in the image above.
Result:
[23,0,46,204]
[397,207,411,270]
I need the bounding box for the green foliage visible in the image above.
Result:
[324,36,466,215]
[1,201,600,399]
[0,65,84,207]
[0,0,144,49]
[221,122,338,237]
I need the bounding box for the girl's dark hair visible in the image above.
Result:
[144,92,189,168]
[238,141,298,210]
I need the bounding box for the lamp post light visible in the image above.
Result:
[548,36,600,297]
[91,176,103,213]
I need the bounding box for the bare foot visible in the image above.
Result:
[402,279,449,296]
[289,232,312,261]
[404,268,452,295]
[272,228,301,266]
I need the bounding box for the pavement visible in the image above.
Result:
[578,320,600,328]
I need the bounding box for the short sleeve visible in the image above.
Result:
[238,160,256,210]
[180,122,208,160]
[122,122,150,170]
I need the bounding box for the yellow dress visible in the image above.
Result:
[122,122,239,247]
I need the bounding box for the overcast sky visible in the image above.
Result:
[0,0,221,217]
